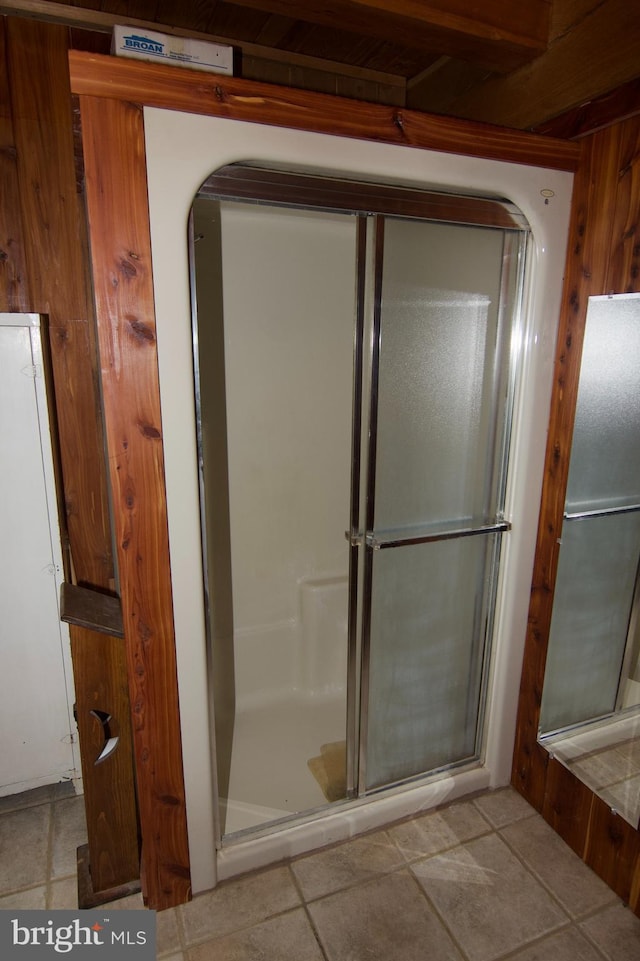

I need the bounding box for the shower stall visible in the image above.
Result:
[190,166,528,838]
[143,105,573,891]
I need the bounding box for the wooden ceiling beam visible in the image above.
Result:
[222,0,551,73]
[535,78,640,140]
[440,0,640,130]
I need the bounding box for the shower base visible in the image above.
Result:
[221,691,346,835]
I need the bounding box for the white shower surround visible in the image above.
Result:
[143,106,573,894]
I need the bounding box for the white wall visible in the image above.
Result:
[143,109,573,892]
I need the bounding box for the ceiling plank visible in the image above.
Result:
[407,58,492,115]
[220,0,550,73]
[0,0,406,89]
[442,0,640,129]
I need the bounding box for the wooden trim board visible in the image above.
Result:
[79,92,191,911]
[68,50,580,172]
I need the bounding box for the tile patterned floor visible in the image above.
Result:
[2,784,640,960]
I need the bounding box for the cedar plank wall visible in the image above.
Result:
[0,17,140,894]
[512,114,640,913]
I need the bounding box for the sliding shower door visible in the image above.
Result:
[359,216,522,791]
[190,166,529,832]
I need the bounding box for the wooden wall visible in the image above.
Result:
[512,113,640,912]
[0,17,140,897]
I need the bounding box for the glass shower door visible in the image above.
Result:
[540,294,640,734]
[360,215,524,791]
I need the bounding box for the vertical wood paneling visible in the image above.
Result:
[2,17,140,897]
[513,114,640,916]
[541,759,594,857]
[79,93,191,910]
[585,795,640,906]
[7,17,112,590]
[604,119,640,293]
[70,627,140,890]
[0,17,29,311]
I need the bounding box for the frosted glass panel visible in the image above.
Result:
[363,215,520,791]
[540,294,640,736]
[566,295,640,511]
[374,218,507,531]
[541,513,640,732]
[366,536,496,789]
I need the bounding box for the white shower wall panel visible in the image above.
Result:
[220,203,354,633]
[234,574,349,709]
[298,575,348,698]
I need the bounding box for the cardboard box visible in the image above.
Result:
[112,25,233,75]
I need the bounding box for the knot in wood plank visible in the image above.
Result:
[128,317,156,345]
[138,421,161,440]
[119,255,139,279]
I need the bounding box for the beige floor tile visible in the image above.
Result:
[159,955,184,961]
[49,877,79,909]
[580,903,640,960]
[501,814,616,918]
[0,782,74,815]
[412,833,566,961]
[104,902,180,958]
[291,829,405,901]
[50,796,87,879]
[156,908,182,957]
[308,871,463,961]
[389,799,490,860]
[180,866,300,945]
[0,803,50,894]
[187,908,324,961]
[472,787,536,828]
[507,925,605,960]
[0,885,47,909]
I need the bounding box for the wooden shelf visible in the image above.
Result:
[60,582,124,638]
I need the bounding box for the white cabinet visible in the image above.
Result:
[0,314,78,796]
